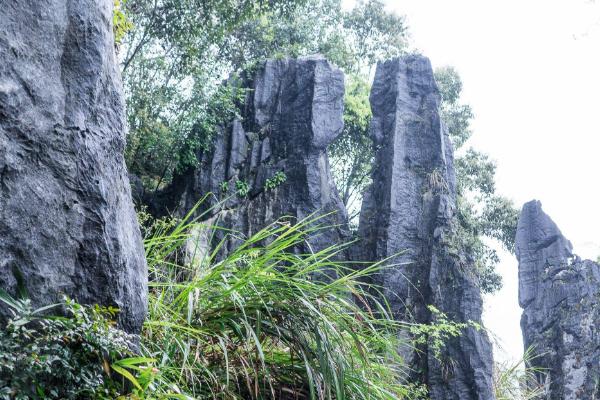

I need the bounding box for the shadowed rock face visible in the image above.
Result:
[153,55,348,258]
[0,1,147,333]
[357,55,494,400]
[517,200,600,399]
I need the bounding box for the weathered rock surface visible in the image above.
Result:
[517,200,600,399]
[153,55,348,258]
[357,55,495,399]
[0,1,147,333]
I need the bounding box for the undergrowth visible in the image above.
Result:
[140,208,421,399]
[0,205,482,399]
[493,347,547,400]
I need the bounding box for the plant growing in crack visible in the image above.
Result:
[426,168,450,195]
[264,171,287,191]
[219,181,229,193]
[235,179,250,197]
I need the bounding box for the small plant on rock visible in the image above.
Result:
[219,180,229,193]
[235,179,250,197]
[264,171,287,191]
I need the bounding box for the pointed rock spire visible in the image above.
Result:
[357,55,494,400]
[517,200,600,399]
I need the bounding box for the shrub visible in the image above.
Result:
[264,171,287,191]
[141,214,416,399]
[0,295,138,399]
[235,180,250,197]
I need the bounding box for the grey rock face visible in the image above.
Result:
[357,55,495,399]
[517,200,600,399]
[155,56,348,257]
[0,1,147,333]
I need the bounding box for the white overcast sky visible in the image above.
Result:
[344,0,600,362]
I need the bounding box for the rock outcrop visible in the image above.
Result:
[153,55,348,258]
[0,1,147,333]
[357,55,495,399]
[517,200,600,399]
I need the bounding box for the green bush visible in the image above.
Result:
[141,213,414,399]
[235,179,250,197]
[137,208,477,399]
[0,295,138,399]
[1,207,477,399]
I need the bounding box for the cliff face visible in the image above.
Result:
[517,200,600,399]
[357,56,494,400]
[155,56,348,257]
[0,1,147,333]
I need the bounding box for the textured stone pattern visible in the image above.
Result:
[159,56,348,257]
[517,200,600,399]
[357,56,495,400]
[0,1,147,333]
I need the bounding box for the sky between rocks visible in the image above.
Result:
[344,0,600,363]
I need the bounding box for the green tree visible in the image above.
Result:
[120,0,305,188]
[330,75,373,225]
[120,0,407,189]
[436,66,519,293]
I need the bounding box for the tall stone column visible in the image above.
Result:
[0,1,147,333]
[357,55,494,399]
[517,200,600,399]
[153,55,349,259]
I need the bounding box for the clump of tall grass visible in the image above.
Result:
[493,347,547,400]
[138,207,423,399]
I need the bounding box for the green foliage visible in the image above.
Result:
[140,212,419,399]
[436,66,475,149]
[493,347,547,400]
[120,0,302,188]
[0,293,139,399]
[342,0,408,73]
[235,179,250,197]
[264,171,287,191]
[113,0,133,46]
[330,75,373,227]
[121,0,407,190]
[135,208,481,399]
[410,306,481,360]
[434,67,519,294]
[124,79,245,190]
[220,180,229,193]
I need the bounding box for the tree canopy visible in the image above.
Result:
[118,0,517,293]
